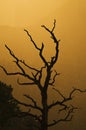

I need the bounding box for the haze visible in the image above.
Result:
[0,0,86,130]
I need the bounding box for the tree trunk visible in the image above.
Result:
[41,90,48,130]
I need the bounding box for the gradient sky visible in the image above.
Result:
[0,1,86,130]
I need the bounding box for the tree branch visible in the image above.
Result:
[38,65,46,83]
[41,20,60,68]
[5,45,26,75]
[49,70,60,86]
[0,45,45,87]
[41,19,56,34]
[15,98,42,112]
[48,87,86,111]
[48,105,77,127]
[52,19,56,32]
[17,78,35,86]
[0,65,24,76]
[24,29,40,50]
[19,59,40,72]
[24,29,48,67]
[53,87,65,99]
[69,87,86,99]
[3,45,36,80]
[39,43,48,67]
[48,100,67,110]
[24,94,42,112]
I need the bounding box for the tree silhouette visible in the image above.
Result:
[0,81,20,127]
[0,20,86,130]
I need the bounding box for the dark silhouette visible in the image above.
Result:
[0,81,20,127]
[2,113,40,130]
[0,20,86,130]
[0,81,40,130]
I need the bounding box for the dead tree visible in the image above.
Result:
[0,20,86,130]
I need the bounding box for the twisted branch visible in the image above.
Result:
[24,29,48,67]
[24,94,42,112]
[41,20,60,68]
[49,70,60,86]
[48,105,77,127]
[48,87,86,111]
[15,98,42,112]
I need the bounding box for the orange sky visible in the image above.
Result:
[0,1,86,130]
[0,0,86,88]
[0,0,66,26]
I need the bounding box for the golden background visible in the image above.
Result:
[0,0,86,130]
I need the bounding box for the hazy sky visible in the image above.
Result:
[0,0,85,27]
[0,1,86,130]
[0,0,86,87]
[0,0,67,26]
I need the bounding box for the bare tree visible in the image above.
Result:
[0,20,86,130]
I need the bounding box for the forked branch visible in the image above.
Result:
[24,29,48,67]
[48,105,77,127]
[49,70,60,86]
[24,19,60,68]
[15,98,42,112]
[24,94,42,112]
[48,87,86,111]
[41,20,60,68]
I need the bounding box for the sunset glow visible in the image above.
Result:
[0,1,86,130]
